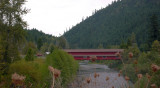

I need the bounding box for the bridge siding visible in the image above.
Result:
[74,57,121,60]
[68,52,116,55]
[63,49,123,60]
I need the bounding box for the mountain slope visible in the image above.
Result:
[64,0,160,49]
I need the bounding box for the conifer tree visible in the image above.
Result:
[98,44,104,49]
[148,14,160,47]
[0,0,28,75]
[151,40,160,53]
[120,40,128,49]
[37,38,43,50]
[25,48,34,61]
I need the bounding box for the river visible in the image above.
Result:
[68,62,133,88]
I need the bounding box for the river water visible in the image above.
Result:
[68,62,133,88]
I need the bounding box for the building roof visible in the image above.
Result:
[63,49,124,52]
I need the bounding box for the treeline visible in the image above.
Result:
[25,29,56,50]
[21,29,69,54]
[64,0,160,49]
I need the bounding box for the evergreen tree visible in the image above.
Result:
[25,48,34,61]
[98,44,104,49]
[40,43,48,53]
[37,38,43,50]
[0,0,28,75]
[121,33,137,49]
[130,32,136,45]
[23,42,37,54]
[151,40,160,53]
[49,44,56,53]
[56,36,69,49]
[127,38,132,47]
[120,40,128,49]
[148,14,160,47]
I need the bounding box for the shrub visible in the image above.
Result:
[122,64,137,83]
[46,49,78,86]
[134,76,148,88]
[8,59,50,88]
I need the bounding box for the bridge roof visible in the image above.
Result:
[63,49,124,52]
[72,55,117,57]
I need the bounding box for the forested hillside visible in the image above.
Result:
[25,29,56,47]
[64,0,160,49]
[24,29,69,53]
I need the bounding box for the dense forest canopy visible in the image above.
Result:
[25,29,55,47]
[64,0,160,49]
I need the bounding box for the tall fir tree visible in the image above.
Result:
[148,14,160,48]
[37,38,43,50]
[25,48,34,61]
[0,0,28,74]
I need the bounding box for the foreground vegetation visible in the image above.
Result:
[104,40,160,87]
[0,49,78,88]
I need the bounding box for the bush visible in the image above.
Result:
[122,64,137,83]
[8,59,50,88]
[46,49,78,86]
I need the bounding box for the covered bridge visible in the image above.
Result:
[63,49,123,60]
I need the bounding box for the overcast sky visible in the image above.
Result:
[23,0,114,36]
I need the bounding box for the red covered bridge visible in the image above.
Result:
[63,49,123,60]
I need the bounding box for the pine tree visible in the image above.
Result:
[127,38,132,47]
[25,48,34,61]
[120,40,128,49]
[148,14,159,47]
[98,44,104,49]
[151,40,160,53]
[130,32,136,45]
[37,38,43,50]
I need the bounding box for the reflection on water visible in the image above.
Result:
[68,63,133,88]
